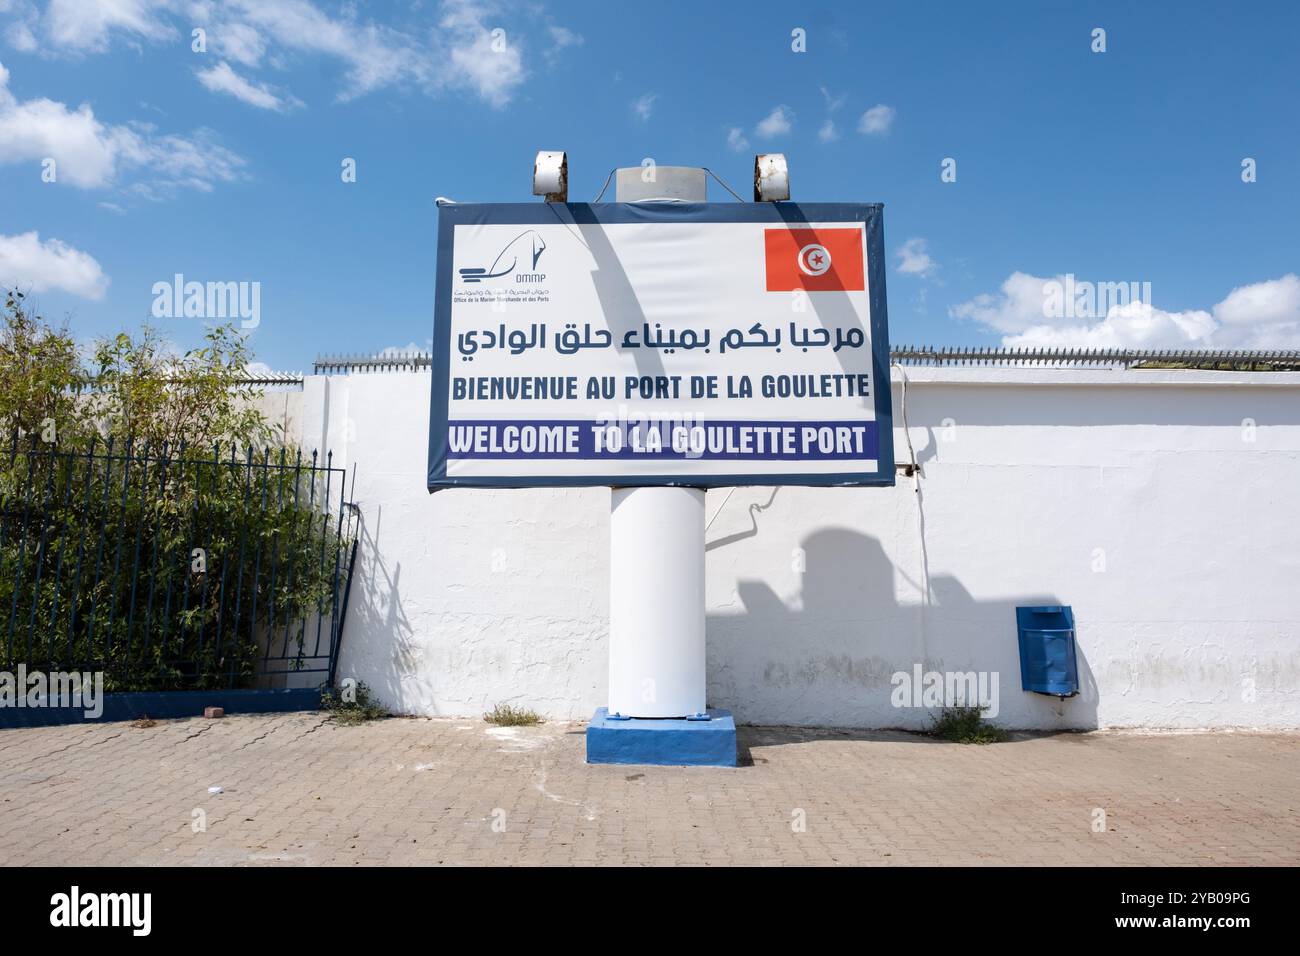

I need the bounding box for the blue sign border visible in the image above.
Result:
[427,202,894,490]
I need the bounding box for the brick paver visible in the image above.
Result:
[0,715,1296,865]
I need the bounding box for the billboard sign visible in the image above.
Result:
[427,202,893,490]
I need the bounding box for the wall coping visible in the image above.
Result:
[889,367,1300,388]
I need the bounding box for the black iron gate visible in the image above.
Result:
[0,435,359,694]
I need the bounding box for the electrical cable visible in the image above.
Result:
[592,169,616,202]
[700,167,747,202]
[592,166,747,203]
[893,361,920,493]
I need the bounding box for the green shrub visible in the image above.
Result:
[0,291,350,692]
[929,705,1008,744]
[484,703,543,726]
[322,681,389,725]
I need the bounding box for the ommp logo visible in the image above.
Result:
[459,230,547,283]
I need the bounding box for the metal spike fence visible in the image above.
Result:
[888,345,1300,370]
[0,434,359,692]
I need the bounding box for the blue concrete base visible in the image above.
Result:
[586,707,737,766]
[0,687,322,729]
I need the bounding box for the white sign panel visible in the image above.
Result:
[428,203,893,489]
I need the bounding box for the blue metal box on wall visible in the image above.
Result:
[1016,605,1080,697]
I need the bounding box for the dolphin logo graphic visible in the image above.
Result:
[459,230,547,282]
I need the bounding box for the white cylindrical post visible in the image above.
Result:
[606,166,710,721]
[608,487,706,717]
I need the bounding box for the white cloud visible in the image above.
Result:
[545,23,582,64]
[43,0,175,52]
[123,125,245,195]
[819,86,845,112]
[436,0,525,109]
[5,19,38,52]
[25,0,555,110]
[896,238,937,277]
[213,0,431,103]
[0,231,109,299]
[858,104,895,135]
[726,126,749,152]
[951,271,1300,349]
[1213,274,1300,329]
[0,60,246,193]
[632,92,657,122]
[818,118,838,143]
[950,272,1056,333]
[0,61,118,187]
[196,61,301,111]
[213,21,268,68]
[998,300,1218,349]
[755,105,793,138]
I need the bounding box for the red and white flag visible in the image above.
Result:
[764,227,865,292]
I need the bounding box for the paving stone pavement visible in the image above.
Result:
[0,714,1296,866]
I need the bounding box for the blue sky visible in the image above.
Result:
[2,0,1298,371]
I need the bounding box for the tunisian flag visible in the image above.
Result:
[764,227,866,292]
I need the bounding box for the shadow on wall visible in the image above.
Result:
[332,503,420,713]
[706,526,1100,731]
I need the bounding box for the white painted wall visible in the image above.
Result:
[261,367,1300,729]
